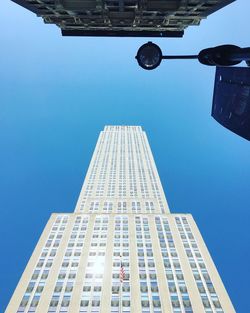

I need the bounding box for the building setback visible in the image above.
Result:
[6,126,235,313]
[11,0,235,37]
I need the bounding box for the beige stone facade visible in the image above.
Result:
[5,126,235,313]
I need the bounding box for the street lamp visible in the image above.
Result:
[135,42,250,141]
[135,42,250,69]
[135,42,163,70]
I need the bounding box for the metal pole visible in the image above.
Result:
[162,55,198,60]
[119,255,122,313]
[164,47,250,63]
[119,280,122,313]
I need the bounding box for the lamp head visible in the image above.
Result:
[136,42,162,70]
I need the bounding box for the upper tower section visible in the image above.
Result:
[74,126,169,214]
[12,0,235,37]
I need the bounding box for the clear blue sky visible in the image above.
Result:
[0,0,249,312]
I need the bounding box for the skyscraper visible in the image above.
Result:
[11,0,235,37]
[6,126,235,313]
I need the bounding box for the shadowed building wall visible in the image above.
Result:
[11,0,235,37]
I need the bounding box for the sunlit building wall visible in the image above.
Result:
[6,126,235,313]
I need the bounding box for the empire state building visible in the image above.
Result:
[6,126,235,313]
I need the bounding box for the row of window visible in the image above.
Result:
[18,216,69,312]
[176,217,223,313]
[18,215,224,313]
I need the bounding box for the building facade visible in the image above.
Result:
[11,0,235,37]
[6,126,235,313]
